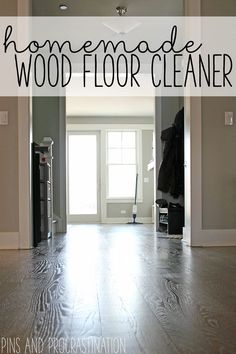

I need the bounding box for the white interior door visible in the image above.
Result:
[67,131,100,223]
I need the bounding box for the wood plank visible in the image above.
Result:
[0,224,235,353]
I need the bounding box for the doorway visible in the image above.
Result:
[67,131,101,223]
[66,96,155,225]
[18,1,200,249]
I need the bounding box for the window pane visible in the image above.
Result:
[108,148,122,164]
[68,135,97,215]
[122,148,136,164]
[108,132,122,148]
[108,165,136,198]
[122,132,136,148]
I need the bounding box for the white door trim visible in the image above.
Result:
[184,0,203,246]
[18,97,32,249]
[58,96,67,232]
[18,0,32,249]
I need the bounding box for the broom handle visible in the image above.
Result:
[134,173,138,205]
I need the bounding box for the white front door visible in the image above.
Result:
[67,131,100,223]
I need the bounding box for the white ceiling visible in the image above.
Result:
[32,0,183,16]
[66,96,154,116]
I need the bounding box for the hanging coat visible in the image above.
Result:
[157,108,184,198]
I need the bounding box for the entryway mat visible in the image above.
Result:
[157,233,183,240]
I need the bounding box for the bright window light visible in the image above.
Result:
[68,134,97,215]
[107,131,137,199]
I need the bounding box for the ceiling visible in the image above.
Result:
[32,0,183,16]
[33,0,182,116]
[66,96,154,116]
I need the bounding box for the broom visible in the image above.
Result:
[127,173,143,224]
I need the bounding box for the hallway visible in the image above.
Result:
[0,224,236,353]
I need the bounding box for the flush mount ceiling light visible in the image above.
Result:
[103,5,141,34]
[59,4,68,11]
[116,6,127,16]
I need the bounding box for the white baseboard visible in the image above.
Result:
[184,228,236,247]
[192,229,236,247]
[0,232,19,249]
[102,217,153,224]
[53,215,67,233]
[182,226,192,246]
[164,227,236,247]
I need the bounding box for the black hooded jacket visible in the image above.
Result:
[157,108,184,198]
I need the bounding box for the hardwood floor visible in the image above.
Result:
[0,224,236,353]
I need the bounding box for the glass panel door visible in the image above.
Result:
[67,132,100,222]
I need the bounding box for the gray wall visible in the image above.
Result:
[0,97,19,232]
[67,116,153,125]
[0,1,17,15]
[33,97,61,218]
[0,2,19,233]
[202,99,236,229]
[201,0,236,229]
[201,0,236,16]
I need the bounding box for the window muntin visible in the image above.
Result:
[106,131,138,199]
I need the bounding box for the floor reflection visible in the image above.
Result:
[0,224,236,354]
